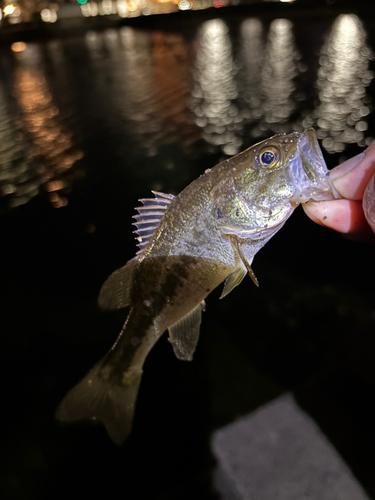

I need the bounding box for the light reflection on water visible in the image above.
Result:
[238,17,303,138]
[84,27,197,158]
[260,18,302,134]
[152,31,199,151]
[85,28,158,156]
[0,13,374,211]
[304,14,374,153]
[191,19,243,156]
[238,18,264,133]
[0,44,84,210]
[14,64,84,208]
[0,78,37,210]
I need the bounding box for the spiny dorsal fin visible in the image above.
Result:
[220,262,247,299]
[133,191,175,254]
[98,257,138,311]
[168,301,206,361]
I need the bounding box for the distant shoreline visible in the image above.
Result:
[0,2,372,44]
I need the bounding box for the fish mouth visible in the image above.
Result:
[290,128,340,204]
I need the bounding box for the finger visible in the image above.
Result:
[303,199,375,242]
[330,142,375,200]
[363,173,375,233]
[329,152,364,180]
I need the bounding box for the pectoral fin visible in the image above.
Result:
[98,257,138,311]
[230,236,259,287]
[220,263,247,299]
[168,301,205,361]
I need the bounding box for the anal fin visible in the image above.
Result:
[98,257,138,311]
[168,301,205,361]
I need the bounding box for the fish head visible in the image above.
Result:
[213,128,338,242]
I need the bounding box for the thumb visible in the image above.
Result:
[330,142,375,200]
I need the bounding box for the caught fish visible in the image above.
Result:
[56,128,338,443]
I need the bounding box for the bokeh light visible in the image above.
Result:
[191,19,243,155]
[260,18,301,134]
[11,42,27,53]
[9,45,84,209]
[238,18,264,133]
[304,14,374,153]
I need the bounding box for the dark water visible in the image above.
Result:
[1,7,375,500]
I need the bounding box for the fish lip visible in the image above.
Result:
[290,128,340,204]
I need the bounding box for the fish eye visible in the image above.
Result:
[259,146,281,169]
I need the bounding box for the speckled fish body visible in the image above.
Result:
[56,129,338,443]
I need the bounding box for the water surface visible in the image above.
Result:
[1,8,375,500]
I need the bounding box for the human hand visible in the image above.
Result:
[303,141,375,242]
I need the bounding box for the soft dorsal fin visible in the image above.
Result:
[98,257,138,311]
[220,262,247,299]
[168,301,205,361]
[133,190,175,254]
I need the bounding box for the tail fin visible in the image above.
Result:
[56,359,143,444]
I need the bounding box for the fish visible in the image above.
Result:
[56,128,339,444]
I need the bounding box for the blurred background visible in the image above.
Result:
[1,1,375,499]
